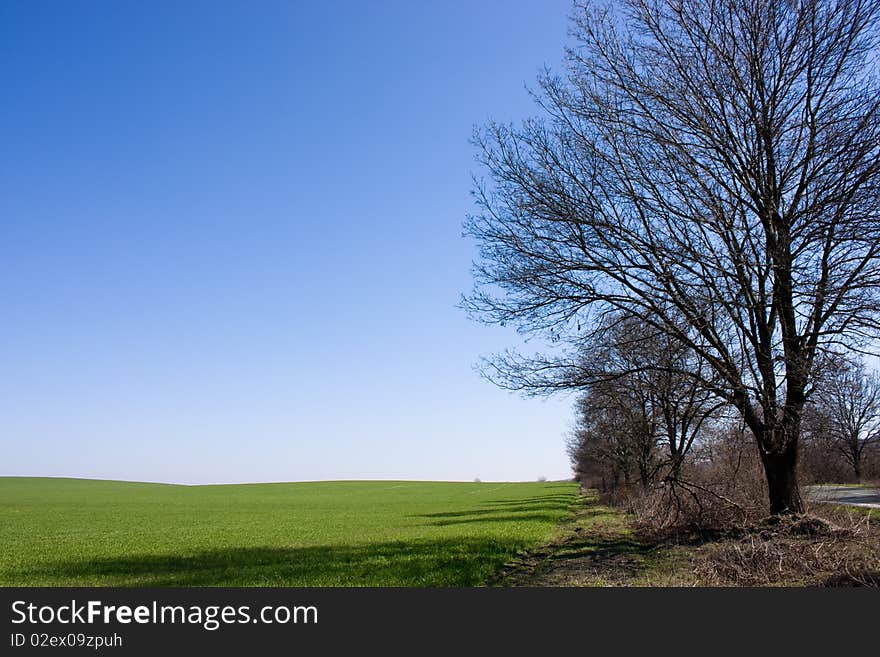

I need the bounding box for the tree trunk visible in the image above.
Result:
[639,464,651,491]
[668,454,683,482]
[760,439,804,515]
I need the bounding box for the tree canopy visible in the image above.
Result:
[466,0,880,513]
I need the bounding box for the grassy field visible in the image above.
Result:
[0,477,578,586]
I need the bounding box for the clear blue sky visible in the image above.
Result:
[1,0,576,484]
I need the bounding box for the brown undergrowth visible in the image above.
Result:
[690,507,879,586]
[487,490,879,587]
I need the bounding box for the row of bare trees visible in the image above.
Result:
[566,312,722,491]
[568,345,880,497]
[466,0,880,514]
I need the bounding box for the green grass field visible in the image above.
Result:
[0,477,578,586]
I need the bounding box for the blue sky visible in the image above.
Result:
[0,0,576,484]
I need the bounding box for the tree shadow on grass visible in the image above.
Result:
[414,495,576,526]
[484,495,576,507]
[419,503,571,519]
[11,537,527,587]
[424,512,570,527]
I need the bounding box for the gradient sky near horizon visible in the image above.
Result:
[0,0,579,484]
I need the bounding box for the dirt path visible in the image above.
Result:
[487,495,679,586]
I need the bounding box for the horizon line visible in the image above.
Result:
[0,474,574,487]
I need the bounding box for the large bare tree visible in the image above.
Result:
[465,0,880,513]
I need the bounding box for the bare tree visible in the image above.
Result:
[619,317,725,481]
[575,314,725,482]
[567,385,657,490]
[809,357,880,481]
[466,0,880,513]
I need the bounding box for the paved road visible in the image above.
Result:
[806,485,880,509]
